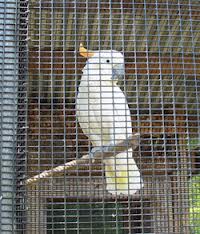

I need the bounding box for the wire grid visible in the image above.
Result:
[17,0,29,232]
[0,0,28,233]
[27,0,200,233]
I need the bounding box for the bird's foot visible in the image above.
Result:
[89,146,109,162]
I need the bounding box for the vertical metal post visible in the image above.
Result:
[0,0,18,232]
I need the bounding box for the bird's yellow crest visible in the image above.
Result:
[79,43,94,58]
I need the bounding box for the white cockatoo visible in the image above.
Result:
[76,43,143,195]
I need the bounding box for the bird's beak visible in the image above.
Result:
[79,43,94,58]
[112,64,125,80]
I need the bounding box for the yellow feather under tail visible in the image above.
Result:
[104,149,143,195]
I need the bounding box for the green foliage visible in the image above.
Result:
[190,176,200,233]
[188,138,200,150]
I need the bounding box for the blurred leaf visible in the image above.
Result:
[188,138,200,150]
[190,175,200,233]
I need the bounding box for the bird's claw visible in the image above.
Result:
[89,147,101,163]
[89,146,109,163]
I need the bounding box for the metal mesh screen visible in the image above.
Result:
[27,0,200,233]
[0,0,28,232]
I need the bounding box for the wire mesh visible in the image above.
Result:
[26,0,200,233]
[0,0,28,233]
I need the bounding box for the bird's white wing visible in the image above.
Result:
[77,84,143,195]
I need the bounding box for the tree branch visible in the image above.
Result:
[26,133,140,185]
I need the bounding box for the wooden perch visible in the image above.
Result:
[26,133,140,185]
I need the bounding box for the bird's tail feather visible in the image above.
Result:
[104,148,143,195]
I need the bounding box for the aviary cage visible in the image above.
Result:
[1,0,200,233]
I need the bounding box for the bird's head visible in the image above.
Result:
[79,43,125,83]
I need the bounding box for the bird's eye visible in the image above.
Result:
[106,59,110,63]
